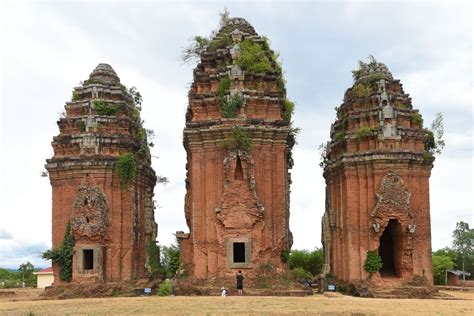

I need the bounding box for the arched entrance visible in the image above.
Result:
[378,219,403,277]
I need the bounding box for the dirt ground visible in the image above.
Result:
[0,288,43,303]
[0,289,473,315]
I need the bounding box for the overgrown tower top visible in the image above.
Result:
[48,63,154,169]
[179,15,295,278]
[185,16,294,124]
[322,57,435,174]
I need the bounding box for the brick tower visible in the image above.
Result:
[46,64,157,284]
[177,18,295,278]
[321,58,434,283]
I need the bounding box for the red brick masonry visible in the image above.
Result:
[321,62,434,283]
[177,18,294,278]
[46,64,157,284]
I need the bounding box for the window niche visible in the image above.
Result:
[226,237,252,268]
[233,242,245,263]
[75,244,102,273]
[234,156,244,180]
[83,249,94,270]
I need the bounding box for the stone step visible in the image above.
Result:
[436,285,474,292]
[372,294,404,299]
[180,286,310,297]
[369,285,439,299]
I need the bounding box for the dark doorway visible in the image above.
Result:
[233,242,245,263]
[378,219,402,277]
[83,249,94,270]
[234,157,244,180]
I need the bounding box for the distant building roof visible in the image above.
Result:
[447,269,471,277]
[33,267,53,275]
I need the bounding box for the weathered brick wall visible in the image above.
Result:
[322,61,434,284]
[47,64,157,284]
[179,18,294,278]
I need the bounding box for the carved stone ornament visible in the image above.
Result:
[92,86,98,99]
[71,181,108,238]
[217,150,264,229]
[372,223,380,232]
[371,171,411,217]
[229,64,244,80]
[230,29,244,43]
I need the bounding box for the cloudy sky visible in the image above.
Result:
[0,0,472,269]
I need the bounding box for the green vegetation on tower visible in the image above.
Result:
[42,222,75,282]
[355,126,377,139]
[236,39,273,73]
[92,100,121,116]
[115,153,136,190]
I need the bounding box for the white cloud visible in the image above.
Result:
[0,229,12,240]
[0,239,50,269]
[403,59,472,113]
[0,1,472,269]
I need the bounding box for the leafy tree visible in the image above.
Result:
[128,86,143,107]
[425,112,445,155]
[160,244,180,278]
[364,251,382,279]
[288,248,323,277]
[306,249,324,276]
[432,254,455,285]
[147,240,165,277]
[0,268,14,281]
[280,249,290,263]
[18,261,34,287]
[0,268,21,288]
[433,247,458,264]
[452,221,474,278]
[290,267,312,280]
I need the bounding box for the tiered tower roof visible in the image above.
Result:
[48,63,154,177]
[324,58,432,172]
[185,17,291,127]
[88,63,121,84]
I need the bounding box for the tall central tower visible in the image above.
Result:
[178,17,295,278]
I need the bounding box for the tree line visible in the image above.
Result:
[432,221,473,285]
[4,222,470,288]
[0,261,37,288]
[144,219,474,285]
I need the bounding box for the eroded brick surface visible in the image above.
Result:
[46,64,157,284]
[321,61,434,284]
[178,18,294,278]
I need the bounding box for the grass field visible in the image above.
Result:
[0,290,473,315]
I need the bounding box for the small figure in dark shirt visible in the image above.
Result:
[236,270,244,296]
